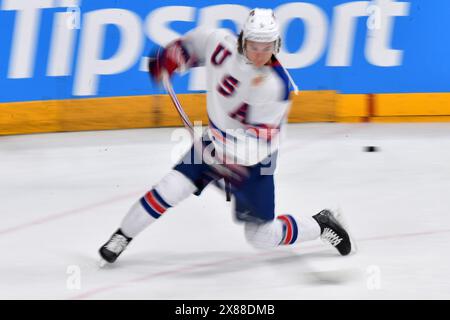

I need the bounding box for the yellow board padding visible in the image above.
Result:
[2,91,450,135]
[289,90,337,122]
[335,116,366,123]
[0,95,203,135]
[336,94,367,117]
[370,116,450,123]
[376,92,450,116]
[158,94,208,127]
[0,91,338,135]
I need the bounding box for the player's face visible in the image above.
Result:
[245,40,274,67]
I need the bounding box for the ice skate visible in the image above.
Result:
[99,229,132,265]
[312,209,354,256]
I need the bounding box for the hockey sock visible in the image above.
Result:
[120,189,171,238]
[277,214,321,245]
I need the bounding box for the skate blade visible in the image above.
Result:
[334,208,358,255]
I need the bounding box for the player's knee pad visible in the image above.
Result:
[244,220,283,249]
[153,170,197,206]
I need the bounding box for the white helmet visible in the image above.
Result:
[240,8,281,54]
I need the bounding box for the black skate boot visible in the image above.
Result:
[312,209,352,256]
[99,229,132,264]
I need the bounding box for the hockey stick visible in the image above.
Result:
[160,72,246,199]
[161,72,195,135]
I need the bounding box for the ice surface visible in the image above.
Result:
[1,123,449,299]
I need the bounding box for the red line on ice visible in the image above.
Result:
[0,191,142,236]
[68,227,450,300]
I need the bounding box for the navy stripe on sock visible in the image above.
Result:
[287,215,298,244]
[140,197,161,219]
[152,189,171,209]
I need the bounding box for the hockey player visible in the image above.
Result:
[99,8,353,264]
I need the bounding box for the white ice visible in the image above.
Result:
[1,123,450,300]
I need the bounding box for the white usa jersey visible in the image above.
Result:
[181,28,292,166]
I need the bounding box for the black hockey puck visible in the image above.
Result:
[364,146,379,152]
